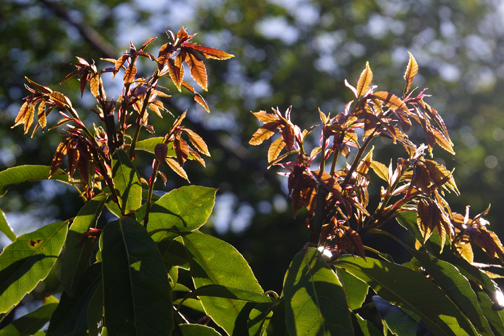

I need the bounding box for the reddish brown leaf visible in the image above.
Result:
[37,100,46,130]
[251,110,280,123]
[372,91,408,114]
[157,43,172,69]
[181,42,234,60]
[50,92,73,108]
[50,140,68,176]
[249,122,280,145]
[89,73,100,98]
[155,143,168,162]
[115,55,129,72]
[343,226,366,259]
[404,52,418,93]
[280,122,296,151]
[356,62,373,98]
[181,81,210,112]
[182,128,210,156]
[432,127,455,155]
[174,135,189,166]
[25,77,52,94]
[140,37,157,51]
[165,157,189,182]
[149,100,165,118]
[185,51,208,91]
[176,27,190,43]
[168,59,184,91]
[268,136,285,163]
[60,70,79,85]
[123,62,137,85]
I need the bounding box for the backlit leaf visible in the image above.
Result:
[182,42,234,60]
[102,217,173,336]
[178,324,221,336]
[373,91,408,114]
[404,52,419,93]
[0,221,68,314]
[183,231,263,335]
[284,247,353,336]
[25,77,52,94]
[0,303,58,336]
[185,51,208,91]
[268,136,285,163]
[0,210,16,242]
[356,62,373,98]
[181,80,210,112]
[249,122,280,145]
[145,185,216,241]
[60,194,106,296]
[165,157,189,181]
[336,256,478,336]
[336,268,369,310]
[112,150,142,215]
[182,128,210,156]
[168,59,184,91]
[181,284,275,304]
[49,92,73,109]
[123,63,137,84]
[0,165,69,197]
[370,160,389,182]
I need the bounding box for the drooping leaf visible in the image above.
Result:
[404,52,419,93]
[0,210,16,242]
[181,80,210,112]
[181,284,276,304]
[268,136,285,163]
[178,324,221,336]
[167,59,184,91]
[408,248,493,335]
[356,62,373,98]
[143,186,216,241]
[336,268,369,310]
[336,256,478,336]
[182,128,210,156]
[61,194,106,296]
[0,303,58,336]
[249,122,280,146]
[165,157,190,181]
[112,150,142,215]
[284,247,353,336]
[0,165,69,197]
[372,91,408,114]
[183,231,263,335]
[46,263,102,336]
[0,221,68,314]
[87,278,104,336]
[185,51,208,91]
[372,296,433,336]
[475,290,504,335]
[101,217,173,336]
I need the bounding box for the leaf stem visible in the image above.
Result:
[143,160,160,229]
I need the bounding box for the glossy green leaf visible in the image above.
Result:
[284,247,353,336]
[407,248,493,335]
[178,324,221,336]
[183,231,263,335]
[135,137,198,160]
[336,256,478,336]
[0,210,16,242]
[0,165,69,197]
[47,263,102,336]
[157,234,190,270]
[0,303,57,336]
[61,195,106,296]
[182,284,276,304]
[373,296,432,336]
[0,221,68,314]
[105,201,121,219]
[337,268,369,310]
[145,186,216,241]
[111,150,142,215]
[101,217,173,336]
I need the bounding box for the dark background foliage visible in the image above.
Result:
[2,0,504,295]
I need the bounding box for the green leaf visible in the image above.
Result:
[101,217,173,336]
[372,296,432,336]
[178,324,221,336]
[336,268,369,310]
[0,303,58,336]
[265,300,287,336]
[407,248,493,335]
[183,231,263,335]
[475,289,504,335]
[87,277,104,336]
[0,210,16,242]
[105,201,121,218]
[157,234,190,270]
[336,256,478,336]
[284,246,353,336]
[0,221,68,314]
[111,150,142,215]
[351,313,382,336]
[46,263,102,336]
[61,195,106,296]
[135,137,198,160]
[0,165,69,197]
[144,186,216,241]
[182,284,276,304]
